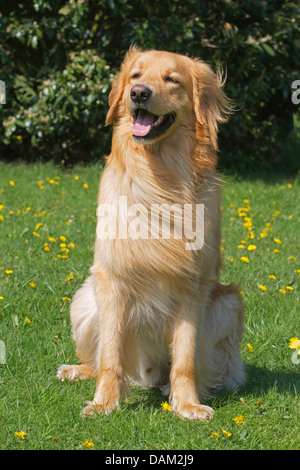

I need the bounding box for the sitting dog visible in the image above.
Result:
[57,47,246,420]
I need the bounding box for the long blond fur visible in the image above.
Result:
[57,49,246,420]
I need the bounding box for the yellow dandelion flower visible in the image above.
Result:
[285,286,294,291]
[63,297,71,302]
[238,245,245,249]
[68,242,75,249]
[240,240,247,244]
[66,273,74,281]
[233,415,244,424]
[294,269,300,274]
[48,236,56,242]
[83,440,94,448]
[222,430,232,437]
[5,270,13,274]
[25,317,31,324]
[247,344,253,352]
[259,285,267,291]
[74,175,79,180]
[32,231,40,237]
[279,289,286,294]
[268,275,276,279]
[83,183,89,189]
[289,338,300,350]
[9,181,15,186]
[289,256,296,261]
[44,246,50,252]
[210,432,219,440]
[14,431,26,440]
[35,223,43,231]
[240,256,249,263]
[0,214,4,221]
[29,281,36,288]
[273,249,280,253]
[0,296,4,300]
[60,236,66,242]
[247,245,256,251]
[273,238,282,244]
[161,401,172,411]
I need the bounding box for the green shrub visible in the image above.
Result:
[0,0,299,170]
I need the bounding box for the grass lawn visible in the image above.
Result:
[0,160,299,450]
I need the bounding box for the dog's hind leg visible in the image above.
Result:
[57,276,98,382]
[205,283,246,391]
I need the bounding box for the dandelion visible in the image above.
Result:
[35,223,43,231]
[285,286,294,291]
[32,231,40,237]
[222,430,232,437]
[0,214,4,222]
[210,432,219,440]
[83,440,94,448]
[268,275,276,279]
[161,401,172,411]
[74,175,79,180]
[63,297,71,302]
[247,245,257,251]
[9,181,15,186]
[289,338,300,350]
[14,431,26,440]
[259,285,267,291]
[68,242,75,249]
[66,273,74,281]
[29,281,36,288]
[5,270,13,274]
[273,249,280,254]
[48,236,56,243]
[294,270,300,274]
[0,296,4,300]
[83,183,89,189]
[25,317,31,324]
[233,415,244,424]
[289,256,296,261]
[240,256,249,263]
[247,344,253,352]
[279,289,286,294]
[273,238,282,245]
[60,236,66,242]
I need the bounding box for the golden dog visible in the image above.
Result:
[57,47,246,420]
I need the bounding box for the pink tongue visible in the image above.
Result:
[132,111,154,137]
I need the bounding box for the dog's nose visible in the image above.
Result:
[130,85,152,103]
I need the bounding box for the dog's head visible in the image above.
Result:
[106,47,230,150]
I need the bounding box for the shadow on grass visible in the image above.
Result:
[125,364,299,413]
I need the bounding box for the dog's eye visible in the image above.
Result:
[164,76,178,84]
[131,73,141,79]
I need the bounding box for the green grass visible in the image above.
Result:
[0,161,299,450]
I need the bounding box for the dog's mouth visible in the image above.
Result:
[131,109,176,142]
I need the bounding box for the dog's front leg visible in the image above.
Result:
[169,300,214,421]
[81,278,126,417]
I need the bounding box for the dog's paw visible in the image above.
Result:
[57,365,80,382]
[81,400,119,418]
[173,403,214,421]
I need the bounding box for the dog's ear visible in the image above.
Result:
[106,45,142,126]
[192,60,232,150]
